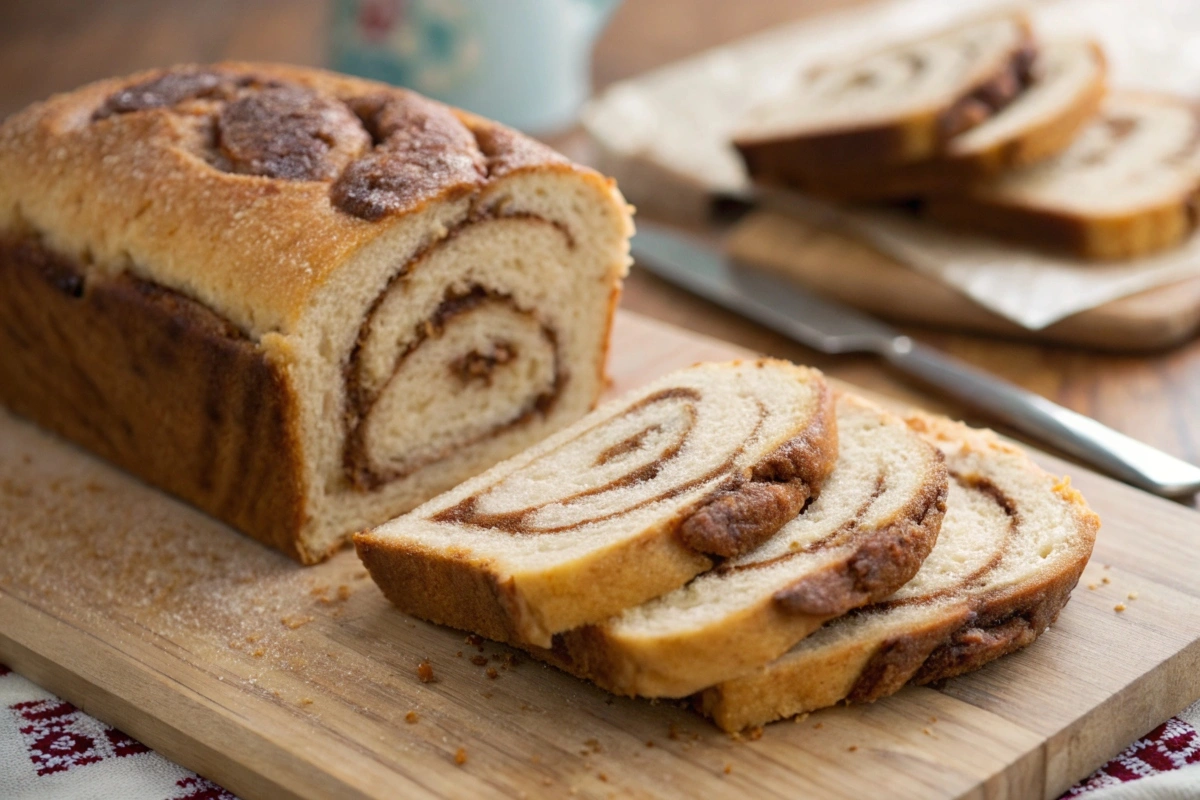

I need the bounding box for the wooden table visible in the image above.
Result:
[1,0,1196,503]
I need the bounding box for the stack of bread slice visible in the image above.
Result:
[357,360,1099,731]
[733,11,1200,260]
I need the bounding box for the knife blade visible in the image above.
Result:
[631,220,1200,498]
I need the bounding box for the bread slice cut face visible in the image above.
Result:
[926,93,1200,259]
[535,395,947,697]
[355,360,837,647]
[734,13,1035,174]
[797,39,1107,200]
[698,413,1099,732]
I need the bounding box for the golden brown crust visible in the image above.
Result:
[0,234,311,560]
[0,62,605,336]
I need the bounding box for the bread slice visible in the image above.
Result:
[0,63,633,563]
[533,395,947,697]
[926,93,1200,259]
[734,13,1035,175]
[355,360,838,647]
[698,413,1099,732]
[795,39,1107,201]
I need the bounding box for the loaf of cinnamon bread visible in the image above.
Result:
[0,63,633,563]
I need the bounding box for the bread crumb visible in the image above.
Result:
[300,697,313,706]
[405,711,419,724]
[471,655,488,666]
[1127,591,1139,600]
[417,659,435,682]
[724,764,732,775]
[456,651,463,658]
[1115,603,1126,612]
[454,747,467,766]
[747,726,764,741]
[598,772,608,782]
[465,634,484,647]
[585,738,602,753]
[1087,583,1097,590]
[929,716,937,723]
[252,648,265,658]
[281,615,313,629]
[337,584,351,601]
[848,745,858,752]
[354,570,368,580]
[645,740,654,748]
[245,635,260,644]
[1103,564,1111,569]
[1102,576,1111,585]
[922,727,933,736]
[668,723,680,741]
[814,722,824,730]
[486,667,498,679]
[792,712,809,723]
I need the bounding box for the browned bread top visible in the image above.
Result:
[0,62,608,336]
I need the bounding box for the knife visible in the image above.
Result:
[631,221,1200,498]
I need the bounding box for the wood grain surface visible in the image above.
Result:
[1,0,1198,507]
[1,311,1198,800]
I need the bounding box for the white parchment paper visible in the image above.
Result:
[583,0,1200,329]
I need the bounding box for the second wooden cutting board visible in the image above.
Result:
[1,311,1198,799]
[728,210,1200,352]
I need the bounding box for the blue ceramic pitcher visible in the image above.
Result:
[330,0,621,134]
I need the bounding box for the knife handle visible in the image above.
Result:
[883,338,1200,497]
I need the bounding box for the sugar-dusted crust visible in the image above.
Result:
[0,62,602,335]
[0,63,633,562]
[698,412,1100,732]
[734,14,1035,176]
[355,360,839,647]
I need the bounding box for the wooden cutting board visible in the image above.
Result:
[727,210,1200,352]
[2,311,1198,800]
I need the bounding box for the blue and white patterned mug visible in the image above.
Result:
[330,0,621,134]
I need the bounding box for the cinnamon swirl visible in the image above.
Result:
[534,395,947,697]
[355,360,838,647]
[698,413,1099,732]
[0,63,633,563]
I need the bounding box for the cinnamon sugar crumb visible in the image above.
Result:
[417,659,435,682]
[405,711,419,724]
[1114,604,1126,612]
[454,747,467,765]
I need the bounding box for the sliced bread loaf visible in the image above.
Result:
[734,13,1035,175]
[926,93,1200,259]
[795,40,1107,201]
[355,360,837,647]
[698,413,1099,732]
[534,395,947,697]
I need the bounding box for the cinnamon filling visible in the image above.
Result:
[939,42,1038,140]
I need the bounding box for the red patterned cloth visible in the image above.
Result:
[1,662,1196,798]
[0,664,237,800]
